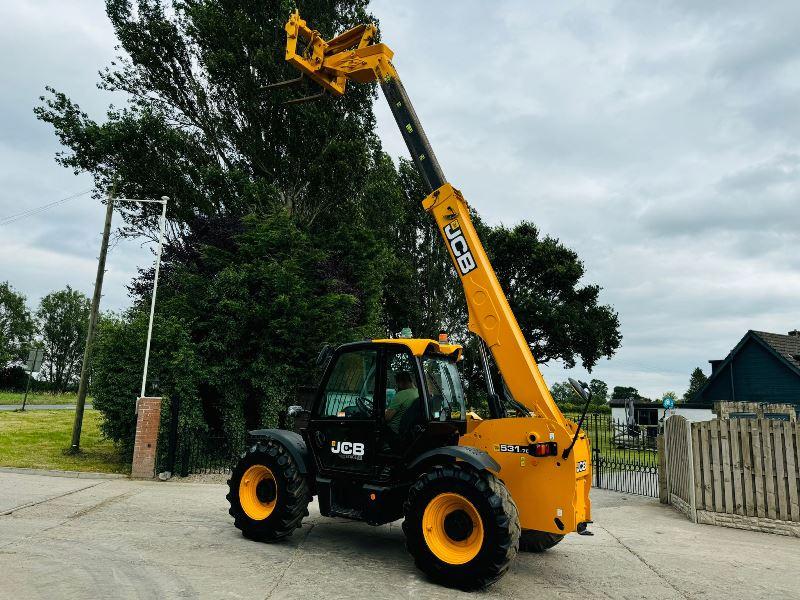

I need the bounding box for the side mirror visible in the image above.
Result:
[288,405,310,418]
[568,378,591,403]
[316,344,334,367]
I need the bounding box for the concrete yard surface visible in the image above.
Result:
[0,472,798,599]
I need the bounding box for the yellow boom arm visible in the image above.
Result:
[280,11,567,427]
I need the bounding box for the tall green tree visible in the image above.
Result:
[0,282,35,367]
[377,157,462,338]
[37,0,391,440]
[612,386,640,400]
[550,381,577,408]
[550,378,609,409]
[91,311,202,458]
[485,222,621,370]
[36,286,90,393]
[589,379,609,407]
[166,212,387,434]
[36,0,379,237]
[683,367,708,402]
[37,1,623,445]
[383,164,622,405]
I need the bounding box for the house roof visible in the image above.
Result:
[752,331,800,371]
[693,329,800,402]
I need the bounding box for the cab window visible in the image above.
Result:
[421,355,466,421]
[320,349,377,419]
[383,349,423,436]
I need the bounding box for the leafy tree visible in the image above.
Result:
[0,281,35,367]
[36,287,90,393]
[90,314,147,456]
[36,0,379,237]
[37,1,386,435]
[550,381,576,408]
[683,367,708,402]
[376,157,461,338]
[91,311,202,458]
[162,212,386,436]
[612,385,640,400]
[548,379,611,414]
[383,163,622,405]
[589,378,608,407]
[37,1,622,445]
[485,222,621,369]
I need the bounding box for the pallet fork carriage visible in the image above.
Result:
[226,11,593,590]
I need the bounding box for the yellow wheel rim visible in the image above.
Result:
[239,465,277,520]
[422,493,484,565]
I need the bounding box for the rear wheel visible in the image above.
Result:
[402,464,520,590]
[226,439,310,541]
[518,530,564,552]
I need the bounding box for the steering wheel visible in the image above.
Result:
[355,395,373,416]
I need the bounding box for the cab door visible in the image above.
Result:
[307,346,382,476]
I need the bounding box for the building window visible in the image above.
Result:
[636,408,658,426]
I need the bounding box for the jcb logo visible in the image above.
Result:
[443,220,477,275]
[331,440,365,459]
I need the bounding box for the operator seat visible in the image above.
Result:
[398,396,424,438]
[381,396,424,455]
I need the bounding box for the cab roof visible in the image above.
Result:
[371,338,463,361]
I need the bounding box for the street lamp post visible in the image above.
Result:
[70,190,169,452]
[116,196,169,406]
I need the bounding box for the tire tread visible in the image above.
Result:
[226,439,311,541]
[402,464,520,589]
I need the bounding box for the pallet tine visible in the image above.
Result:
[283,90,327,105]
[263,72,304,91]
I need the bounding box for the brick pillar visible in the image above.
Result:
[132,397,162,479]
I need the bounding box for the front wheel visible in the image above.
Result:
[226,439,310,541]
[402,464,520,590]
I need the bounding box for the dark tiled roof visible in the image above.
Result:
[752,331,800,369]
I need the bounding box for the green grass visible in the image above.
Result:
[0,391,90,405]
[0,409,129,474]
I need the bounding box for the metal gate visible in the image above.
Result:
[156,406,659,494]
[576,413,660,497]
[156,399,245,476]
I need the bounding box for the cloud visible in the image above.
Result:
[1,1,799,398]
[371,0,800,397]
[0,1,151,312]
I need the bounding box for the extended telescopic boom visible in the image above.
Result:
[280,12,567,426]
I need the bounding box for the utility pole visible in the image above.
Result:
[70,183,116,453]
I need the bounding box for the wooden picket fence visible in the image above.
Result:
[664,415,800,527]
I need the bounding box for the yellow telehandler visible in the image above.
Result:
[226,11,593,589]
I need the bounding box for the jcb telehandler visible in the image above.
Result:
[227,11,593,589]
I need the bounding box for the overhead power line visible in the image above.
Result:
[0,189,93,227]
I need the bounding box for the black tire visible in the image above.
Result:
[402,464,520,590]
[226,439,311,542]
[518,530,564,552]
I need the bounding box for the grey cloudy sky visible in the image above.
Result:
[2,1,799,398]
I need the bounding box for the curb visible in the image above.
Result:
[0,466,128,480]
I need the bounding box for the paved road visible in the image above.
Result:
[0,471,798,599]
[0,404,90,411]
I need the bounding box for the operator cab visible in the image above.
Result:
[303,338,467,521]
